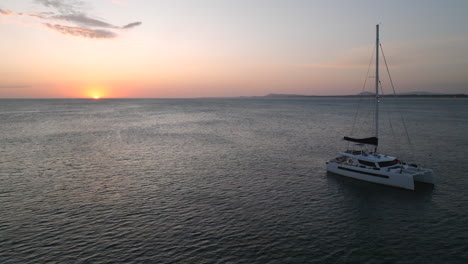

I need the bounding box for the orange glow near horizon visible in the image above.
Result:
[84,85,108,99]
[0,2,467,98]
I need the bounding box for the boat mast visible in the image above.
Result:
[375,24,380,152]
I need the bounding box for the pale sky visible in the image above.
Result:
[1,0,467,98]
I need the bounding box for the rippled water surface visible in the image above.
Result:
[1,98,467,263]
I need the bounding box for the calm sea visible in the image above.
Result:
[1,98,467,263]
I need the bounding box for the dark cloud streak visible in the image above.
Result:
[44,23,117,38]
[35,0,84,14]
[122,21,142,29]
[53,14,119,28]
[2,1,141,39]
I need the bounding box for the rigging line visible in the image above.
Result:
[350,43,375,148]
[379,80,398,150]
[380,43,413,148]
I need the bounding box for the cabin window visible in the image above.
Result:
[358,160,376,168]
[378,160,399,167]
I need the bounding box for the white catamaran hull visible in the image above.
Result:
[327,162,434,190]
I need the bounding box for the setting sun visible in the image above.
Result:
[83,85,109,99]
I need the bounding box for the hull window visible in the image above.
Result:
[358,160,377,168]
[379,160,399,167]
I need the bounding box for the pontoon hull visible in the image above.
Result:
[327,162,417,190]
[412,169,435,184]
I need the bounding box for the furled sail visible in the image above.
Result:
[343,136,378,146]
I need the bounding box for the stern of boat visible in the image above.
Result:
[413,169,435,185]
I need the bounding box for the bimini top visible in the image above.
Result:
[344,136,378,146]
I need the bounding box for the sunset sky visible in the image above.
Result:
[1,0,467,98]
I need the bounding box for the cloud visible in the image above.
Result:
[27,12,48,19]
[52,13,119,28]
[122,21,142,29]
[0,8,13,15]
[35,0,85,14]
[1,0,141,39]
[45,23,117,38]
[0,85,32,89]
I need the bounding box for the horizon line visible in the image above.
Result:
[0,93,466,100]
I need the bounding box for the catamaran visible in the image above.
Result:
[326,25,435,190]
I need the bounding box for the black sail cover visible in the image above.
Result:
[343,136,378,146]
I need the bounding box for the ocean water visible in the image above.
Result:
[0,98,467,263]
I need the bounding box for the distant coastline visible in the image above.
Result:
[1,91,466,100]
[256,92,468,99]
